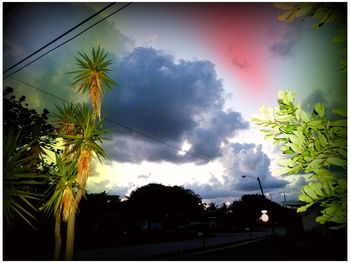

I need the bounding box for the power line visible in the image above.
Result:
[4,2,116,74]
[8,76,247,176]
[4,2,133,79]
[9,77,70,104]
[9,76,211,163]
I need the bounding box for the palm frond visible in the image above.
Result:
[69,46,116,119]
[4,129,44,228]
[41,153,78,218]
[46,103,109,222]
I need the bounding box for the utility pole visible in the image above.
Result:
[242,175,265,196]
[256,177,264,196]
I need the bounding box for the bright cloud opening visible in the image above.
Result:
[178,140,192,155]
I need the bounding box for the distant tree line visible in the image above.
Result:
[211,194,301,232]
[72,186,301,250]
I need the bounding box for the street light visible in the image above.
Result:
[260,210,269,222]
[241,175,265,196]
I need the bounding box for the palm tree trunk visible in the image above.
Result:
[64,178,87,260]
[53,213,62,260]
[65,208,76,260]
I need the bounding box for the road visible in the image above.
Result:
[180,232,347,261]
[75,229,284,260]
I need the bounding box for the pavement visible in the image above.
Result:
[75,227,348,261]
[75,229,282,260]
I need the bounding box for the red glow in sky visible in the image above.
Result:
[190,3,275,101]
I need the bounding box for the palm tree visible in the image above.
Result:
[54,103,77,156]
[41,103,79,260]
[45,103,108,260]
[43,46,114,260]
[63,103,108,260]
[67,47,115,258]
[41,153,77,260]
[71,46,116,120]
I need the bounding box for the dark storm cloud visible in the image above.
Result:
[185,142,289,200]
[187,179,232,200]
[188,110,249,162]
[302,89,327,110]
[103,47,249,163]
[281,175,307,201]
[105,135,188,164]
[227,143,288,191]
[302,89,343,120]
[105,47,224,139]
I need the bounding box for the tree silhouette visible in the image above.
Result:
[75,192,123,248]
[229,194,299,230]
[3,87,56,228]
[126,183,205,230]
[3,87,57,260]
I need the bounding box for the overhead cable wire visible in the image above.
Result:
[9,77,70,104]
[10,77,211,163]
[4,2,116,74]
[4,2,133,80]
[8,76,247,176]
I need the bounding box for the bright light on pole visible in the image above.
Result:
[260,210,269,222]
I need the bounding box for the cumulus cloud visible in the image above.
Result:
[225,143,288,190]
[105,134,190,164]
[302,89,345,120]
[103,47,249,163]
[107,184,130,197]
[185,142,289,201]
[302,89,327,110]
[281,175,308,202]
[137,173,151,179]
[86,179,111,193]
[187,109,249,162]
[86,179,129,197]
[5,3,249,166]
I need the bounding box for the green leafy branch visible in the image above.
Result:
[274,3,347,72]
[252,90,347,228]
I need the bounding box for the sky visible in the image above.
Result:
[3,2,347,205]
